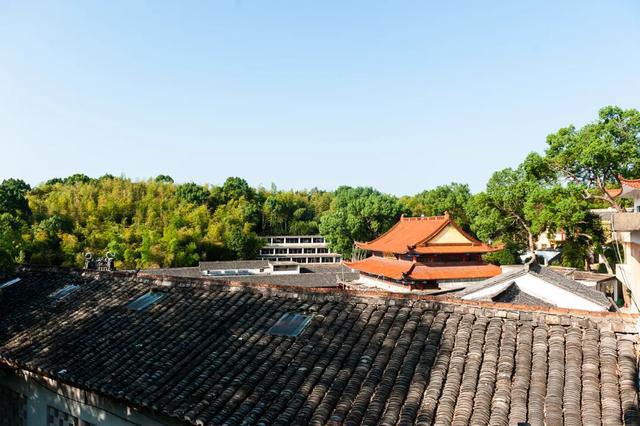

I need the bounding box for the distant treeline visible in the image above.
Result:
[0,106,638,271]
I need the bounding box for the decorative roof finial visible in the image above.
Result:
[523,252,537,271]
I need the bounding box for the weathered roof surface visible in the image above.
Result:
[199,260,270,271]
[345,256,501,281]
[491,283,554,307]
[145,264,359,288]
[1,267,638,425]
[457,264,612,309]
[572,270,616,283]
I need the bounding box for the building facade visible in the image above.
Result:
[608,178,640,312]
[257,235,342,264]
[345,213,502,290]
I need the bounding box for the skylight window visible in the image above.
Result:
[268,312,312,337]
[49,284,80,301]
[0,278,21,289]
[127,291,164,311]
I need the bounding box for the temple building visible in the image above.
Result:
[345,213,502,291]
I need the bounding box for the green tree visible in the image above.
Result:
[221,177,255,202]
[155,175,174,183]
[0,213,26,273]
[545,106,640,210]
[210,198,263,259]
[0,179,31,217]
[319,186,405,258]
[176,182,209,205]
[402,183,472,228]
[469,163,539,254]
[63,173,93,185]
[469,155,605,268]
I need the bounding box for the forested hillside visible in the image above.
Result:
[0,106,637,271]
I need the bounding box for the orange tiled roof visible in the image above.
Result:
[607,177,640,199]
[620,177,640,189]
[355,214,499,254]
[344,257,501,281]
[413,243,502,254]
[355,215,449,253]
[605,188,622,198]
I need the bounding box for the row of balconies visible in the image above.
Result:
[260,247,332,255]
[263,236,326,245]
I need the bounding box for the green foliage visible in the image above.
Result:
[64,173,93,185]
[155,175,174,183]
[0,213,26,273]
[0,179,31,217]
[5,106,633,271]
[401,183,472,228]
[211,198,263,259]
[221,177,255,202]
[545,106,640,209]
[468,163,538,253]
[176,182,210,205]
[320,186,405,258]
[19,175,327,268]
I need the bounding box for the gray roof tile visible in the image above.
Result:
[0,267,636,425]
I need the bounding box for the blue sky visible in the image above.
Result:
[1,1,639,195]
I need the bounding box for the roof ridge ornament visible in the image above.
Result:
[523,252,538,271]
[84,251,115,271]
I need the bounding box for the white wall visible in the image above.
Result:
[0,368,180,426]
[462,273,606,311]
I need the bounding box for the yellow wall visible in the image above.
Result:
[428,224,471,244]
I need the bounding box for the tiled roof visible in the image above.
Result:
[606,188,623,198]
[572,271,616,283]
[355,215,450,253]
[1,267,638,425]
[620,177,640,189]
[145,264,359,288]
[199,260,270,270]
[345,257,501,281]
[355,214,499,255]
[490,283,554,307]
[457,264,612,309]
[608,177,640,199]
[413,244,502,254]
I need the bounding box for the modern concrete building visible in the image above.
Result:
[257,235,342,264]
[608,178,640,312]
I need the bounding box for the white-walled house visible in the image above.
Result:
[457,263,613,312]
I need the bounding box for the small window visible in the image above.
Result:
[0,277,21,289]
[268,312,312,337]
[127,291,164,311]
[49,284,80,300]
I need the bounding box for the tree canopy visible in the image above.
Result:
[545,106,640,210]
[319,186,405,258]
[0,106,633,272]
